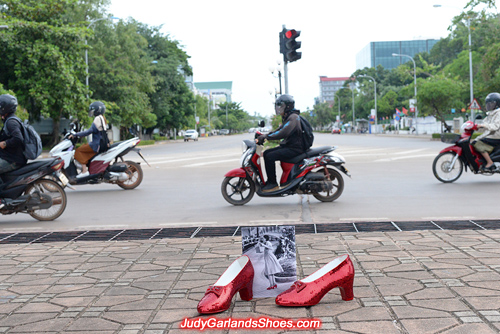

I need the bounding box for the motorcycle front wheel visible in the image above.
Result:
[433,152,463,183]
[117,161,143,190]
[221,176,255,206]
[25,179,67,221]
[312,167,344,202]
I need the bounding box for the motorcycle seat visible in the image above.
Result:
[282,146,334,164]
[3,159,54,177]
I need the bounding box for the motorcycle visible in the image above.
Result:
[0,157,67,221]
[50,124,150,189]
[221,131,351,205]
[432,120,500,183]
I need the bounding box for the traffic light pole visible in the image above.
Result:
[283,60,289,94]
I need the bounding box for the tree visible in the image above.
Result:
[88,19,157,135]
[0,0,89,144]
[417,76,466,130]
[137,23,194,134]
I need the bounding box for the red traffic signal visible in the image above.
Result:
[279,28,302,63]
[285,29,298,39]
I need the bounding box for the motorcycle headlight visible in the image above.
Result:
[240,148,252,167]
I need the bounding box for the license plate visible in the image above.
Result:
[58,173,69,186]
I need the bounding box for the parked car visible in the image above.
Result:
[184,129,199,141]
[332,127,341,134]
[219,129,230,135]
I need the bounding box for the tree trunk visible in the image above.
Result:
[50,110,62,147]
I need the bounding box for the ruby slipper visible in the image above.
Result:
[197,255,254,314]
[275,254,354,307]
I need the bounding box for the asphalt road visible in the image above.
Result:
[1,132,498,232]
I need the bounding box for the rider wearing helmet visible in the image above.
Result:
[256,94,307,192]
[69,101,108,177]
[0,94,27,175]
[473,92,500,171]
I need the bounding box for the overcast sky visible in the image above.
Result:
[108,0,471,117]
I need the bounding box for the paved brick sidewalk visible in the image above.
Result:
[0,229,499,333]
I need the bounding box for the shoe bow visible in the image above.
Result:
[292,281,306,292]
[206,285,223,297]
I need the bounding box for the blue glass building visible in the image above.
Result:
[356,39,439,70]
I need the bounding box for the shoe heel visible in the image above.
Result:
[239,281,253,301]
[339,277,354,301]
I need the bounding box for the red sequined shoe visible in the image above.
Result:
[197,255,254,314]
[275,254,354,307]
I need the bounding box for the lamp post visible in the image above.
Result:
[349,81,356,132]
[269,61,283,96]
[392,53,418,134]
[335,87,350,128]
[358,74,377,132]
[85,17,119,96]
[433,4,474,119]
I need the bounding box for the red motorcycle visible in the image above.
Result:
[433,120,500,183]
[221,132,350,205]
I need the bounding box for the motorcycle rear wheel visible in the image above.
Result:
[25,179,67,221]
[221,176,255,205]
[312,167,344,202]
[433,152,463,183]
[117,161,143,190]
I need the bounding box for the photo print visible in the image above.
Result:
[241,225,297,298]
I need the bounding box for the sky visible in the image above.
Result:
[108,0,473,117]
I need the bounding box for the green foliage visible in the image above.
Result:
[0,0,89,144]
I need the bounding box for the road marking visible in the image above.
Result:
[148,153,239,165]
[374,153,436,162]
[159,222,218,226]
[184,159,239,167]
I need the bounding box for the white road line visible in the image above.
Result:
[148,153,239,165]
[184,159,239,167]
[375,154,436,162]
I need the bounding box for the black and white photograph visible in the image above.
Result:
[242,226,297,298]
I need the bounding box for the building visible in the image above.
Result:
[194,81,232,108]
[356,39,439,70]
[318,76,350,104]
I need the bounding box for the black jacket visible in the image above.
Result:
[0,114,27,166]
[266,110,304,150]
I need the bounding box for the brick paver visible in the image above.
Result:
[0,230,499,333]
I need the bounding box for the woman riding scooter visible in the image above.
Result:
[69,101,109,177]
[473,92,500,171]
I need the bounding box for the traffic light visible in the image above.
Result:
[279,28,302,63]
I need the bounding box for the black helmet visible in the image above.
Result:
[485,93,500,112]
[275,94,295,116]
[89,101,105,116]
[0,94,18,116]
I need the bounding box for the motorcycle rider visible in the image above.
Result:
[473,92,500,171]
[256,94,307,192]
[0,94,27,208]
[69,101,108,177]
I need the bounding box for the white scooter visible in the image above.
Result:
[50,125,150,189]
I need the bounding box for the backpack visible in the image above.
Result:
[299,115,314,150]
[4,116,43,160]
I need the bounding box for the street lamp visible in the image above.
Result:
[358,74,377,131]
[433,4,475,119]
[335,87,350,128]
[349,81,356,132]
[85,17,120,96]
[392,53,418,134]
[269,60,283,96]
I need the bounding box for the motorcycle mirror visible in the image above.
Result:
[474,114,483,121]
[258,120,265,128]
